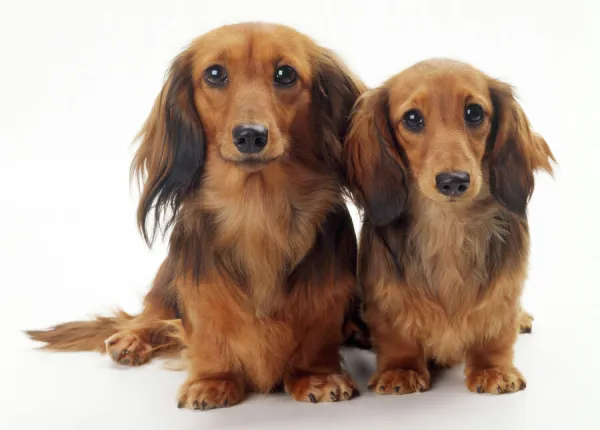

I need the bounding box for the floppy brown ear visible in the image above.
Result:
[311,49,365,178]
[132,51,205,245]
[487,79,554,215]
[530,132,556,174]
[344,88,408,226]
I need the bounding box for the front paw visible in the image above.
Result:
[368,368,430,395]
[177,377,245,410]
[465,367,526,394]
[285,372,358,403]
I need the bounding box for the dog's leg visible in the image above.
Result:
[284,209,360,403]
[465,313,526,394]
[366,319,430,395]
[178,369,246,411]
[176,283,247,410]
[284,327,358,403]
[177,336,246,410]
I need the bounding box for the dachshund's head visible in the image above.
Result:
[345,59,555,226]
[133,23,362,244]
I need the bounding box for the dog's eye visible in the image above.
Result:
[274,65,297,86]
[464,104,484,125]
[204,65,228,87]
[402,109,425,132]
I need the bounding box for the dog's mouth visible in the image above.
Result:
[419,184,471,205]
[436,193,472,203]
[222,155,281,171]
[426,194,461,204]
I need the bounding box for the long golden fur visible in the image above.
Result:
[344,59,555,394]
[27,22,366,409]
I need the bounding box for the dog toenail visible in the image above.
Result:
[343,392,350,400]
[379,385,385,392]
[477,386,482,393]
[201,400,207,410]
[394,386,400,393]
[177,401,184,409]
[223,398,228,406]
[497,386,502,393]
[193,401,199,410]
[329,391,337,401]
[308,393,317,403]
[121,358,130,365]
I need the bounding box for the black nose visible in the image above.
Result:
[232,124,268,154]
[435,171,470,197]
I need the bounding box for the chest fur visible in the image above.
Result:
[404,199,511,312]
[203,170,340,313]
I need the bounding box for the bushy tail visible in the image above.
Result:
[25,310,136,352]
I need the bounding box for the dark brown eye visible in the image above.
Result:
[402,109,424,132]
[204,65,228,87]
[464,104,484,125]
[274,65,297,86]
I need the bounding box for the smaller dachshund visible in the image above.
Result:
[345,59,555,394]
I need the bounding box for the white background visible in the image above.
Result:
[1,0,598,429]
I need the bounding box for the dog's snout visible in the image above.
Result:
[232,124,268,154]
[435,171,470,197]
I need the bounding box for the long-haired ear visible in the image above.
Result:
[344,88,408,227]
[487,79,555,215]
[132,52,205,245]
[311,49,364,177]
[530,132,556,174]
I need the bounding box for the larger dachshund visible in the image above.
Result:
[27,23,365,408]
[345,59,555,394]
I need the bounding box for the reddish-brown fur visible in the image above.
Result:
[344,59,555,395]
[27,22,365,409]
